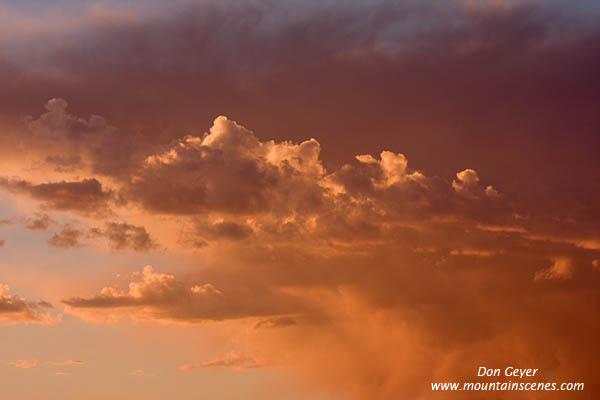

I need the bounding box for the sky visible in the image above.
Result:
[0,0,599,399]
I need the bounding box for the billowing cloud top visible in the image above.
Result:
[1,0,600,398]
[0,103,591,398]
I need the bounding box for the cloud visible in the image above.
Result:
[88,222,157,252]
[126,115,325,216]
[25,98,133,176]
[28,112,595,398]
[254,316,297,330]
[49,359,86,366]
[45,154,82,172]
[8,359,39,369]
[47,225,83,248]
[0,178,114,216]
[449,248,501,257]
[24,213,55,230]
[117,114,514,250]
[194,219,254,242]
[8,359,86,368]
[0,284,56,324]
[43,221,156,251]
[452,169,499,199]
[0,239,4,247]
[0,1,599,398]
[180,351,261,371]
[129,369,155,377]
[63,265,303,323]
[534,257,574,281]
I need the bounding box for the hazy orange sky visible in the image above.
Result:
[1,1,599,399]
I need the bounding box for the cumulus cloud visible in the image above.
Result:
[127,116,325,216]
[0,103,597,398]
[355,151,424,187]
[63,266,303,323]
[17,112,593,398]
[0,284,56,324]
[452,169,499,199]
[0,0,599,397]
[113,114,515,254]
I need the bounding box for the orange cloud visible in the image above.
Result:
[129,369,155,377]
[180,351,261,371]
[2,103,599,398]
[88,222,157,252]
[0,284,57,324]
[25,98,133,176]
[63,265,305,323]
[47,224,83,248]
[49,359,86,366]
[24,213,56,230]
[8,359,40,369]
[0,177,114,216]
[0,0,598,397]
[534,257,574,281]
